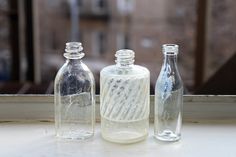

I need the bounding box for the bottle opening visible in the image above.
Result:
[64,42,84,59]
[115,49,135,59]
[65,42,83,52]
[115,49,135,67]
[162,44,179,55]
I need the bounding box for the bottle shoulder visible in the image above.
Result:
[55,62,95,83]
[101,65,150,78]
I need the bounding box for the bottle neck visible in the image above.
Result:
[66,58,82,64]
[164,53,177,66]
[115,49,135,68]
[161,53,179,78]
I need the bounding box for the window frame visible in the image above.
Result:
[0,95,235,121]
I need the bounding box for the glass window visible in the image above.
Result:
[0,0,235,95]
[92,0,107,14]
[36,0,197,93]
[0,0,10,81]
[205,0,236,81]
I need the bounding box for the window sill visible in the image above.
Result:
[0,95,236,121]
[0,95,236,157]
[0,121,236,157]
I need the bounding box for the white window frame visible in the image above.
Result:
[0,95,236,121]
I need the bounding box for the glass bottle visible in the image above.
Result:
[54,42,95,140]
[100,49,150,144]
[154,44,183,142]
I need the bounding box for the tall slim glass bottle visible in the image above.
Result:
[54,42,95,140]
[100,49,150,144]
[154,44,183,142]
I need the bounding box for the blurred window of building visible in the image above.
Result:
[116,32,130,50]
[78,0,83,7]
[0,0,10,81]
[92,31,106,56]
[117,0,134,15]
[92,0,106,14]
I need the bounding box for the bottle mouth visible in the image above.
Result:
[64,42,84,59]
[162,44,179,55]
[115,49,135,67]
[65,42,83,52]
[115,49,135,59]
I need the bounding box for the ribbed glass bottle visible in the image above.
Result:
[100,49,150,144]
[54,42,95,140]
[154,44,183,142]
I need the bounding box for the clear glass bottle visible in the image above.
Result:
[54,42,95,140]
[100,49,150,144]
[154,44,183,142]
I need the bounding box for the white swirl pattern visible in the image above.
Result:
[101,75,149,122]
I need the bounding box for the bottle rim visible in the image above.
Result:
[115,49,135,59]
[64,42,84,59]
[115,49,135,67]
[65,42,83,52]
[162,44,179,55]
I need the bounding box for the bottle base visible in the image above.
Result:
[56,131,94,140]
[101,117,149,144]
[154,130,180,142]
[102,131,148,144]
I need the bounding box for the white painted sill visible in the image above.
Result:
[0,95,236,157]
[0,95,236,121]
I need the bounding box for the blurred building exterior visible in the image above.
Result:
[0,0,236,94]
[37,0,197,92]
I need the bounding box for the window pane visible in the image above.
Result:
[0,0,11,81]
[37,0,197,93]
[205,0,236,81]
[3,0,235,94]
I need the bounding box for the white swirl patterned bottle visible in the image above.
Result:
[100,49,150,144]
